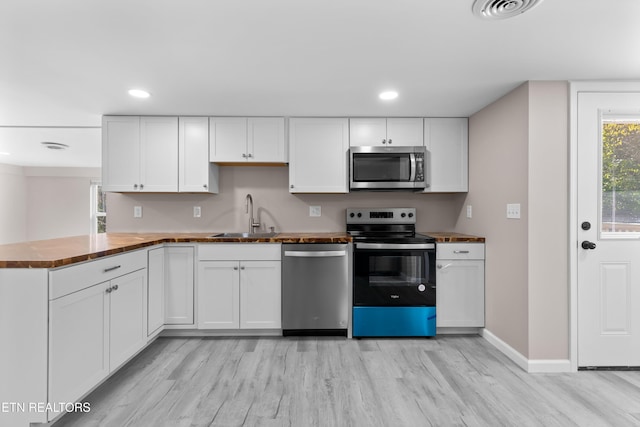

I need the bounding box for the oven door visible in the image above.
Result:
[353,243,436,306]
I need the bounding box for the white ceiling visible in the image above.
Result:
[1,0,640,167]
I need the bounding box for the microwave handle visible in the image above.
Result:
[409,153,416,182]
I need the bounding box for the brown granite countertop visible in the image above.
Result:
[0,232,353,269]
[422,232,486,243]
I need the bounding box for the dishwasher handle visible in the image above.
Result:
[284,250,347,258]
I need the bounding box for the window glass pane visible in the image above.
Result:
[97,185,106,214]
[601,119,640,234]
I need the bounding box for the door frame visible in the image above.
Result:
[569,81,640,371]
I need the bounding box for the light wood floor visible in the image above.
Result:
[54,335,640,426]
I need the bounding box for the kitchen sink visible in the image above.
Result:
[211,232,277,238]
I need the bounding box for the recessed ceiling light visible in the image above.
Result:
[128,89,151,98]
[41,142,69,150]
[472,0,544,20]
[379,91,398,100]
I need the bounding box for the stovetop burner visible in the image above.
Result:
[346,208,435,243]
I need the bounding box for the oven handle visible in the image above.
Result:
[284,250,347,257]
[355,243,435,250]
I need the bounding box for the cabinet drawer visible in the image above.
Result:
[49,250,147,300]
[198,243,281,261]
[436,243,484,260]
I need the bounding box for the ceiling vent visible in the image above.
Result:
[472,0,544,20]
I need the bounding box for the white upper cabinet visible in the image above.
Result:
[209,117,286,163]
[289,118,349,193]
[350,118,423,146]
[423,118,469,193]
[102,116,179,192]
[179,117,219,193]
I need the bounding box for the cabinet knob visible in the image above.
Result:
[242,154,247,158]
[133,184,138,189]
[203,184,208,189]
[140,184,144,189]
[388,139,392,144]
[290,185,294,189]
[233,266,238,270]
[106,287,112,293]
[247,153,253,158]
[240,266,245,270]
[382,139,387,144]
[112,284,118,291]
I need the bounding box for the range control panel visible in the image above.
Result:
[346,208,416,225]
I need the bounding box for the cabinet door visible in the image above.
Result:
[109,269,147,370]
[209,117,247,162]
[102,116,140,192]
[165,246,195,325]
[49,282,109,414]
[436,260,484,327]
[239,261,281,329]
[140,116,179,192]
[147,247,165,336]
[198,261,240,329]
[179,117,219,193]
[248,117,286,162]
[386,118,424,146]
[349,118,387,146]
[424,118,468,192]
[289,118,349,193]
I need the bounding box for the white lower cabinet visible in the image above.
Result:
[147,246,165,336]
[436,243,485,328]
[164,246,195,326]
[198,244,281,330]
[48,264,147,421]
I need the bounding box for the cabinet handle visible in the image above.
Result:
[437,263,452,270]
[106,287,112,293]
[453,250,470,254]
[104,265,121,273]
[112,284,119,291]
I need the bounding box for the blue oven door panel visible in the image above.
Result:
[352,306,436,337]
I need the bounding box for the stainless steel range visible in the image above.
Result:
[347,207,436,337]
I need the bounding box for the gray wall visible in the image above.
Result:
[455,81,569,360]
[106,166,468,234]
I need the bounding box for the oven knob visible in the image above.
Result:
[418,284,426,292]
[401,213,406,218]
[349,212,355,218]
[357,213,362,218]
[408,212,414,218]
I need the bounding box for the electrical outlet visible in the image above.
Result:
[506,203,521,219]
[193,206,201,218]
[134,206,142,218]
[466,205,472,219]
[309,206,321,217]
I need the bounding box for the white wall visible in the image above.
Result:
[0,166,100,244]
[106,166,467,233]
[0,164,27,244]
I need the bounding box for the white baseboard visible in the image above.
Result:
[481,329,572,373]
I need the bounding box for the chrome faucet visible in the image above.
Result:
[245,193,260,233]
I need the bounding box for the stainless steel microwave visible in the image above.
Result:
[350,146,426,191]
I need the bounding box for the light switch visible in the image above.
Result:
[506,203,521,219]
[134,206,142,218]
[193,206,201,218]
[309,206,321,217]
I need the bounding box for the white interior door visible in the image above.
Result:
[577,92,640,367]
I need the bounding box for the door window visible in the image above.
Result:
[601,116,640,237]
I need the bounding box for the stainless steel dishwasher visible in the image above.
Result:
[282,243,349,336]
